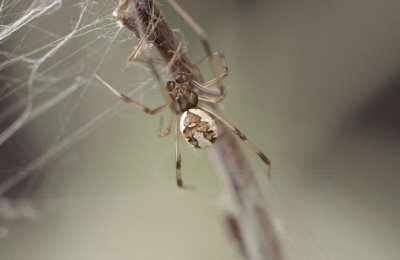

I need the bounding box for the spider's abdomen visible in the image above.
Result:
[180,109,218,149]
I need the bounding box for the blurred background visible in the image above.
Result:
[1,0,400,259]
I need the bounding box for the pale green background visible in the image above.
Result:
[1,0,400,259]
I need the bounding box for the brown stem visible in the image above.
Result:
[115,1,283,259]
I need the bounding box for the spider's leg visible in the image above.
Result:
[127,40,183,71]
[95,75,168,115]
[175,115,183,187]
[127,41,154,63]
[158,114,175,137]
[167,0,228,94]
[165,40,184,69]
[198,103,271,177]
[137,47,184,187]
[197,92,226,104]
[127,56,166,67]
[194,80,227,103]
[125,9,164,66]
[199,50,228,88]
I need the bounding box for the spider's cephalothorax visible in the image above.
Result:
[165,72,198,113]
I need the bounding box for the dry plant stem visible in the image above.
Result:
[115,1,283,260]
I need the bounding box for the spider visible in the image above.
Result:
[97,0,271,187]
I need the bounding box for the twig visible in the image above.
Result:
[115,1,283,259]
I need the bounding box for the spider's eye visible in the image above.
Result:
[175,72,188,84]
[165,81,176,91]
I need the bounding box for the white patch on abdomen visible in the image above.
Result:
[180,109,218,149]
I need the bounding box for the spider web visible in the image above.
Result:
[0,1,339,260]
[0,0,167,223]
